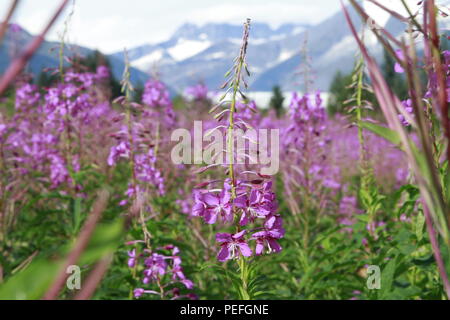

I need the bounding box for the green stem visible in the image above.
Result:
[238,257,250,300]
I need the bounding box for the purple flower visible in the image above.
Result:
[16,84,40,111]
[143,79,171,108]
[251,215,285,255]
[185,84,209,100]
[216,230,253,262]
[0,123,6,141]
[134,288,145,298]
[240,192,268,225]
[96,66,110,79]
[134,149,165,195]
[143,253,168,283]
[107,141,130,166]
[239,181,278,226]
[398,99,414,126]
[48,154,70,188]
[198,190,233,224]
[127,243,195,299]
[180,279,194,290]
[128,249,137,268]
[394,49,405,73]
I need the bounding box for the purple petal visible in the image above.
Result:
[181,279,194,289]
[192,203,205,217]
[204,210,218,224]
[134,288,145,298]
[249,190,258,204]
[221,190,231,204]
[251,231,267,239]
[217,245,231,262]
[233,230,247,240]
[239,212,249,226]
[394,62,404,73]
[234,195,247,208]
[264,216,276,229]
[267,239,282,253]
[203,193,219,206]
[216,233,232,243]
[255,241,264,255]
[238,242,253,257]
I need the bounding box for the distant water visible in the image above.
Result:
[209,91,329,109]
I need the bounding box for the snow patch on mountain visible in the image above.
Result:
[205,52,226,60]
[132,49,166,69]
[320,35,355,63]
[278,50,295,63]
[168,39,211,61]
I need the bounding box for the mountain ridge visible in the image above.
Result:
[114,5,410,92]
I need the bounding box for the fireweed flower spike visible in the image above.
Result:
[108,51,166,208]
[127,243,196,300]
[189,18,284,300]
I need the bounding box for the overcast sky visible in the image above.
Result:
[1,0,448,54]
[1,0,344,53]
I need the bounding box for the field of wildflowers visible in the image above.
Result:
[0,0,450,301]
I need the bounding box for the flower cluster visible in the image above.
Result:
[142,78,176,128]
[108,83,167,201]
[192,177,284,262]
[108,128,165,202]
[127,243,196,300]
[187,19,285,265]
[2,67,114,190]
[281,91,340,214]
[185,83,209,101]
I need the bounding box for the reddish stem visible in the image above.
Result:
[423,204,450,299]
[0,0,20,45]
[43,190,109,300]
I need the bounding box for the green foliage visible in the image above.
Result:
[79,50,122,99]
[327,71,353,116]
[0,216,124,300]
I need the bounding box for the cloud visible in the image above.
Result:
[1,0,343,53]
[7,0,444,53]
[184,1,341,27]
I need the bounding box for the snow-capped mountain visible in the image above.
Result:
[0,25,150,86]
[110,3,416,92]
[110,22,310,91]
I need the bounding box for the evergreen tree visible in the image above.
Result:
[79,50,122,99]
[269,85,285,118]
[327,71,353,116]
[36,71,57,89]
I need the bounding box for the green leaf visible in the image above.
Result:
[360,122,401,146]
[0,260,62,300]
[72,197,83,235]
[415,212,425,242]
[0,218,124,300]
[380,257,397,299]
